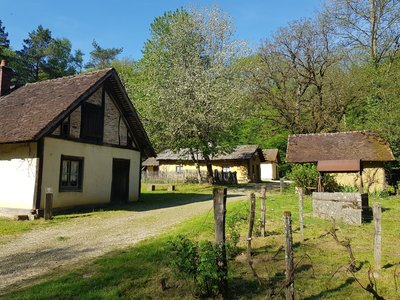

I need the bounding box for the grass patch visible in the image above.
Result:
[0,217,39,241]
[4,187,400,299]
[0,183,213,243]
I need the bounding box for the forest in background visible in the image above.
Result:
[2,0,400,171]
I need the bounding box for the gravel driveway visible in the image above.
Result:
[0,192,246,294]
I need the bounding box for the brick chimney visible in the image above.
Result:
[0,59,13,96]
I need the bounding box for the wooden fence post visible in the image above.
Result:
[280,178,284,194]
[247,193,256,258]
[284,211,294,300]
[373,202,382,273]
[298,187,304,242]
[260,185,267,237]
[44,188,53,221]
[213,188,228,297]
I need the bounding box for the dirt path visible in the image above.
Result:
[0,193,246,294]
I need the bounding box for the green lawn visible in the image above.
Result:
[3,186,400,299]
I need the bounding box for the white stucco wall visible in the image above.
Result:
[0,143,38,209]
[41,137,141,209]
[261,163,278,180]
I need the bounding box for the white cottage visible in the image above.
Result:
[260,149,280,180]
[0,62,154,216]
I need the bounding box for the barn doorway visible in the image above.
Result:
[111,158,130,203]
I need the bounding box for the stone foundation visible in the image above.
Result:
[312,192,369,225]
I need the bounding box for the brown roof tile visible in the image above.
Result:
[142,157,159,166]
[157,145,264,162]
[0,69,111,143]
[262,149,280,163]
[286,131,395,163]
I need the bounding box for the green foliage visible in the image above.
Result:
[135,7,247,160]
[0,19,10,59]
[323,174,339,192]
[168,235,224,298]
[287,163,319,190]
[338,185,359,193]
[85,40,123,69]
[13,25,82,84]
[288,164,339,192]
[344,57,400,159]
[226,210,246,258]
[168,235,198,279]
[250,19,350,135]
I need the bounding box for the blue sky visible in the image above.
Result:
[1,0,323,62]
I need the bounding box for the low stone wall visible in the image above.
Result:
[312,192,369,225]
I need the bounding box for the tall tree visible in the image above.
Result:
[138,8,247,182]
[15,25,83,84]
[17,25,52,82]
[85,40,122,69]
[325,0,400,64]
[250,18,353,134]
[0,19,10,58]
[344,55,400,158]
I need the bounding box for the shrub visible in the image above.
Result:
[338,185,359,193]
[288,164,340,193]
[323,174,340,192]
[169,235,198,279]
[168,235,225,298]
[287,163,318,191]
[226,213,244,259]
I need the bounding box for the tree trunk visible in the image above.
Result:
[190,151,202,184]
[203,154,214,184]
[369,0,378,63]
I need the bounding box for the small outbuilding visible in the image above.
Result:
[286,131,395,192]
[260,149,280,180]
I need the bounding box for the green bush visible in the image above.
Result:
[323,174,340,192]
[287,164,318,191]
[226,213,244,258]
[288,164,340,193]
[168,235,225,298]
[338,185,359,193]
[168,235,198,279]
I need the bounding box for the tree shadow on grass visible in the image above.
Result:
[228,276,269,299]
[53,192,245,216]
[303,277,356,300]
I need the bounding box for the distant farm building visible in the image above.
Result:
[143,145,265,183]
[260,149,280,180]
[286,131,395,192]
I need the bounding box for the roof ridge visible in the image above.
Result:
[24,68,113,87]
[288,130,371,138]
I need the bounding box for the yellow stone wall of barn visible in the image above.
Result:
[0,143,38,209]
[158,157,261,183]
[332,162,386,192]
[41,137,141,209]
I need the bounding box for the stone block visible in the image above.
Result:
[312,192,369,225]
